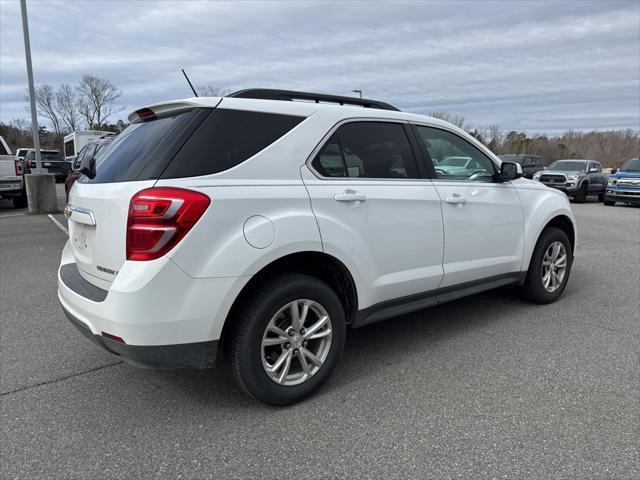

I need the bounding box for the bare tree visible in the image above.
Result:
[29,84,62,137]
[195,86,230,97]
[10,118,30,135]
[77,75,122,129]
[429,111,466,129]
[56,84,81,132]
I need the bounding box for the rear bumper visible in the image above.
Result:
[57,240,250,367]
[62,306,219,369]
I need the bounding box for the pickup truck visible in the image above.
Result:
[24,149,69,181]
[0,136,27,208]
[604,157,640,206]
[532,159,607,203]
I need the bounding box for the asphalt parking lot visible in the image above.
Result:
[1,186,638,479]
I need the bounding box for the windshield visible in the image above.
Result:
[619,157,640,171]
[440,157,470,167]
[548,161,586,172]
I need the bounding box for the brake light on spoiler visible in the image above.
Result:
[126,187,211,261]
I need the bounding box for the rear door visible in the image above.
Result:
[413,125,524,287]
[302,120,444,308]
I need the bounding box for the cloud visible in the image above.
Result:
[1,0,638,134]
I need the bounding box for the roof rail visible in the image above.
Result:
[227,88,400,112]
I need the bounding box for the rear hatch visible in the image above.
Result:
[67,98,306,289]
[67,106,211,287]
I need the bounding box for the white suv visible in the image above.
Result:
[59,89,576,405]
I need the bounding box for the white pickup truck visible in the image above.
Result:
[0,136,28,208]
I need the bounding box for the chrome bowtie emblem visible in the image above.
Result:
[64,206,72,218]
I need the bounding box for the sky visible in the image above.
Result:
[1,0,639,134]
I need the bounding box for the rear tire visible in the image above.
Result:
[12,190,28,209]
[573,183,587,203]
[521,227,572,304]
[226,274,346,406]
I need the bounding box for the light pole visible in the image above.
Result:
[352,89,362,99]
[20,0,58,213]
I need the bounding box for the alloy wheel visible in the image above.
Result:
[261,299,333,386]
[541,241,567,293]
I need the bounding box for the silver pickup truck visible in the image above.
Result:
[0,136,28,208]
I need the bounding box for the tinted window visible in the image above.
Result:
[82,109,203,183]
[313,136,346,177]
[415,126,496,181]
[26,151,62,161]
[0,143,8,155]
[162,109,304,179]
[312,122,419,179]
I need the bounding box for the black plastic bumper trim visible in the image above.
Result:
[60,263,108,302]
[62,306,219,369]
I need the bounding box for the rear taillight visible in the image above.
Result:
[14,160,23,176]
[126,187,211,261]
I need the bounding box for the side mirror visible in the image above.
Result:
[589,167,598,173]
[611,168,618,174]
[499,161,522,181]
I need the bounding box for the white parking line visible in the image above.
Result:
[47,214,69,236]
[0,213,26,218]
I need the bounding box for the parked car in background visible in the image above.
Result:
[64,130,113,162]
[603,157,640,206]
[533,159,607,203]
[433,156,489,178]
[15,147,31,162]
[65,135,116,199]
[24,150,69,181]
[0,136,27,208]
[499,154,543,179]
[59,88,577,405]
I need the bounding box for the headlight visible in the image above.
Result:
[533,173,541,179]
[608,177,617,185]
[567,175,579,181]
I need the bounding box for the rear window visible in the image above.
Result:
[160,109,304,179]
[26,151,62,161]
[81,109,205,184]
[81,108,304,183]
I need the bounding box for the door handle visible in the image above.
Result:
[445,194,467,205]
[334,191,367,202]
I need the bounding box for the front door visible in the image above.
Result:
[413,125,524,288]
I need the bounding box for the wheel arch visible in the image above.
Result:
[220,251,359,343]
[523,213,576,277]
[544,214,575,253]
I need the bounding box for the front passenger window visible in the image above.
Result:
[415,126,496,182]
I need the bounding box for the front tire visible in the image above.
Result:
[521,227,573,304]
[227,274,346,405]
[573,183,587,203]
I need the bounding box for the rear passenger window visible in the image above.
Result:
[163,109,304,178]
[312,122,419,179]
